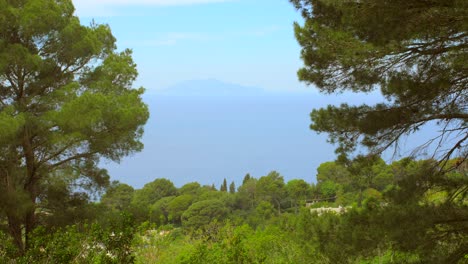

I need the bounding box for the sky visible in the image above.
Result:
[70,0,348,189]
[74,0,307,92]
[70,0,438,189]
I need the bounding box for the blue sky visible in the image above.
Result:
[74,0,306,92]
[73,0,338,188]
[71,0,436,188]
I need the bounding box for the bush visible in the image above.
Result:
[3,213,135,264]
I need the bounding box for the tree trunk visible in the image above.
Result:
[276,199,281,214]
[24,204,36,250]
[23,177,39,251]
[22,126,39,251]
[3,155,26,254]
[7,214,24,255]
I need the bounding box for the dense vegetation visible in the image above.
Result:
[291,0,467,161]
[0,0,466,263]
[1,157,466,263]
[0,0,148,256]
[288,0,468,262]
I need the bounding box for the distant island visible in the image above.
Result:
[154,79,300,97]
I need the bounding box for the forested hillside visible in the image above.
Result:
[1,157,466,263]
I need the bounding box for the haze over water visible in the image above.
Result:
[104,80,337,188]
[103,79,441,188]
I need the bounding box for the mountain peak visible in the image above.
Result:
[156,79,268,97]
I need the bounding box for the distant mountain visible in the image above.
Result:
[156,79,270,97]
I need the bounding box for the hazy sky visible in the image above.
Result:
[72,0,339,188]
[74,0,306,92]
[70,0,436,188]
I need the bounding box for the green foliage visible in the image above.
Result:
[257,171,286,213]
[149,196,175,226]
[255,201,276,221]
[301,159,468,263]
[0,0,148,252]
[116,157,466,263]
[174,223,286,263]
[182,200,228,230]
[167,195,195,224]
[237,177,258,210]
[316,161,350,185]
[317,180,340,198]
[220,178,228,192]
[0,230,17,262]
[291,0,467,160]
[286,179,310,213]
[1,213,135,264]
[178,182,202,196]
[132,178,177,208]
[242,173,251,185]
[197,186,225,201]
[131,178,177,221]
[229,181,236,194]
[101,181,135,212]
[286,179,310,201]
[133,227,189,264]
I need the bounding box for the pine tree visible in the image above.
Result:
[220,178,228,192]
[242,173,251,185]
[0,0,148,252]
[229,181,236,194]
[291,0,467,163]
[290,1,468,262]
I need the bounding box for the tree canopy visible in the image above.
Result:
[291,0,467,163]
[0,0,148,252]
[101,181,135,212]
[291,1,468,262]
